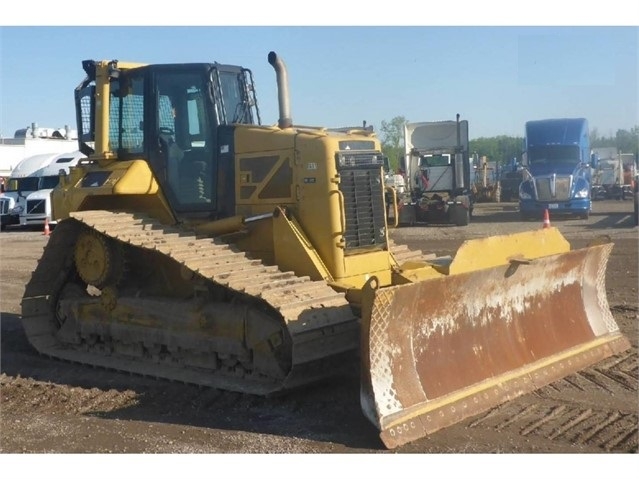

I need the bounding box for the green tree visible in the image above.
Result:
[469,135,524,167]
[590,126,639,156]
[379,116,408,171]
[616,127,639,155]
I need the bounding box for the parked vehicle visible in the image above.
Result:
[499,158,524,202]
[1,152,63,228]
[519,118,594,220]
[0,196,10,231]
[471,155,501,203]
[0,123,77,178]
[591,147,634,200]
[390,115,473,226]
[19,150,86,227]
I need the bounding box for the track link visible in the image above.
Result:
[21,211,359,395]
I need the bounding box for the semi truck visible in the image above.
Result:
[19,150,86,228]
[519,118,595,220]
[392,115,473,226]
[1,152,64,229]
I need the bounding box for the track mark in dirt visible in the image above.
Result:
[471,403,638,452]
[577,370,614,393]
[543,348,638,394]
[602,426,639,452]
[463,348,639,452]
[520,405,567,436]
[559,376,585,391]
[573,411,622,445]
[466,406,501,428]
[494,404,538,431]
[548,409,593,439]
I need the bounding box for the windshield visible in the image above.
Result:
[420,154,451,167]
[528,146,580,166]
[214,69,259,125]
[6,177,40,192]
[41,175,60,189]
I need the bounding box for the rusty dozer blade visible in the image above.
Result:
[360,229,630,449]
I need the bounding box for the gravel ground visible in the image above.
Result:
[1,199,637,477]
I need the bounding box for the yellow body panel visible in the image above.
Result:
[233,125,393,285]
[53,159,174,225]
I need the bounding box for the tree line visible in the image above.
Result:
[378,116,639,171]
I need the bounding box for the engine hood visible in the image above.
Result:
[24,189,53,201]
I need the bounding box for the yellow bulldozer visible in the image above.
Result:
[21,51,629,449]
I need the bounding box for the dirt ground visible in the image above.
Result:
[0,200,637,473]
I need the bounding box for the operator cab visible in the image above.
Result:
[75,60,261,219]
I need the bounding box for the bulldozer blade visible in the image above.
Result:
[360,241,630,449]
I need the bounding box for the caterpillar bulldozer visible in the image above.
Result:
[21,51,630,449]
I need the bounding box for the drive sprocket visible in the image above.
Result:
[74,228,124,288]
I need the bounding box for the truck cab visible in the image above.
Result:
[519,118,593,220]
[19,150,86,227]
[1,152,62,229]
[394,116,473,226]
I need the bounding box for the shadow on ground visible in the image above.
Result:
[0,312,382,451]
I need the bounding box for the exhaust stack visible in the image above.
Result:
[268,51,292,129]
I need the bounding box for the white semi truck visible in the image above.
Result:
[391,114,473,226]
[19,150,86,228]
[1,150,85,230]
[1,152,63,229]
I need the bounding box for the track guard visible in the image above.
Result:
[360,242,630,449]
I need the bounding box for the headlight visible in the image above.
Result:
[574,187,589,198]
[10,205,23,214]
[574,178,590,198]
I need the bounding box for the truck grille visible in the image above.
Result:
[26,199,46,215]
[336,152,386,251]
[535,176,572,201]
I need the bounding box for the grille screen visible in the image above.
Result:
[535,176,572,201]
[337,156,386,251]
[26,199,46,214]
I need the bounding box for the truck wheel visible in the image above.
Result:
[451,206,470,226]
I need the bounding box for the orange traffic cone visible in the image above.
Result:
[42,217,50,236]
[542,209,550,229]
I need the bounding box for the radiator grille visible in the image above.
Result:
[26,199,46,215]
[535,176,572,201]
[337,157,386,251]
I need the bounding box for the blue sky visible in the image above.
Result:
[1,3,637,141]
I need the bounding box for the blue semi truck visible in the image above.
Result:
[519,118,596,220]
